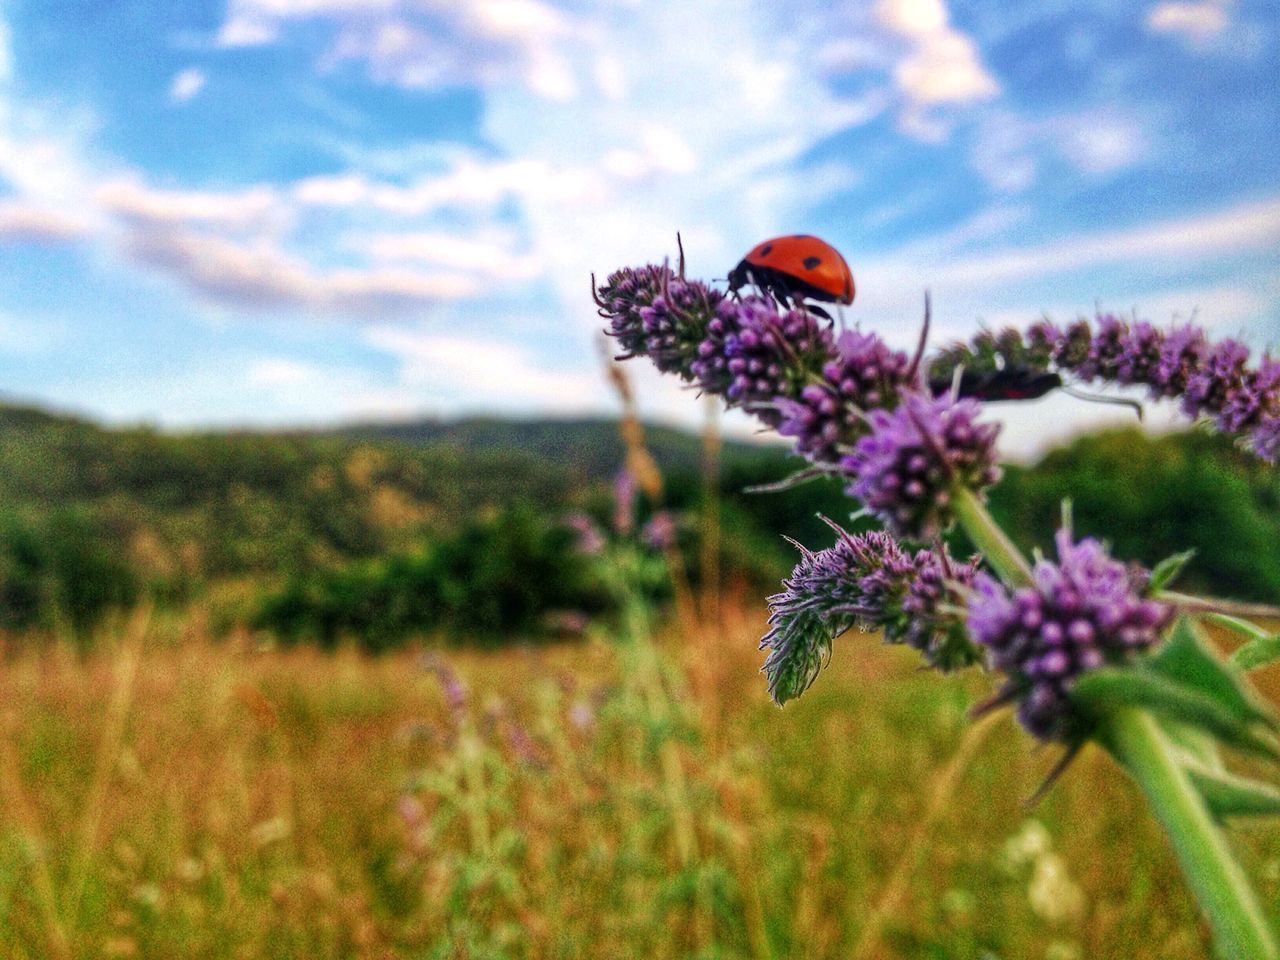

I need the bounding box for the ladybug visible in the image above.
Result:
[727,234,854,318]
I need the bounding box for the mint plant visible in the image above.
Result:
[596,253,1280,959]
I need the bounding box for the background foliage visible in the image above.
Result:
[1,402,1276,647]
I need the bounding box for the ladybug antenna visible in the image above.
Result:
[675,232,686,279]
[1061,385,1145,420]
[906,290,932,384]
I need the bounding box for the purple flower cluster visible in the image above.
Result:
[844,391,1002,540]
[777,330,912,465]
[899,550,983,671]
[761,524,980,703]
[637,278,726,379]
[594,265,724,381]
[710,299,836,422]
[595,264,671,360]
[967,529,1173,740]
[940,315,1280,462]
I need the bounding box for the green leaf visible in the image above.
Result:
[1233,633,1280,673]
[1162,719,1226,773]
[1204,613,1271,642]
[1149,550,1195,593]
[1186,764,1280,819]
[1146,617,1275,729]
[761,614,834,706]
[1072,668,1278,759]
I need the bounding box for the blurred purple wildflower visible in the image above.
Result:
[397,794,426,828]
[844,390,1001,540]
[421,653,468,723]
[564,512,606,556]
[777,330,911,465]
[641,510,678,550]
[568,698,595,732]
[967,529,1173,741]
[761,523,980,703]
[613,469,637,535]
[502,719,545,768]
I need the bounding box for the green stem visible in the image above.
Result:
[1101,708,1278,960]
[951,486,1033,587]
[951,486,1277,958]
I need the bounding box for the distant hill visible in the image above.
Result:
[1,400,1277,642]
[336,415,781,481]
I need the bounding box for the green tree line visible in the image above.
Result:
[0,402,1275,647]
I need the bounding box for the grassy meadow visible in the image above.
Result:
[3,403,1280,958]
[2,602,1277,960]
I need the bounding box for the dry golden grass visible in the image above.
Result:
[0,607,1277,959]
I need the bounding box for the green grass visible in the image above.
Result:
[1,607,1277,959]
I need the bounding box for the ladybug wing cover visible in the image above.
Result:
[747,235,853,304]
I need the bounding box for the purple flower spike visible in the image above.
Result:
[934,314,1280,461]
[777,329,911,465]
[967,530,1173,741]
[565,512,606,556]
[761,524,981,703]
[844,391,1002,540]
[897,550,982,671]
[641,510,678,550]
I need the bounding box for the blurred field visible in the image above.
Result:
[2,608,1277,960]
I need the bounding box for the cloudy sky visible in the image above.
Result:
[0,0,1277,454]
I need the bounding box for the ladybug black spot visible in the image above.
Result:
[802,256,821,270]
[759,243,773,256]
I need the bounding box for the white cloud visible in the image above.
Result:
[366,326,599,412]
[98,179,285,231]
[0,311,65,356]
[1146,1,1230,45]
[0,201,87,244]
[246,357,323,388]
[168,68,207,103]
[1052,112,1145,175]
[969,107,1149,192]
[874,0,999,139]
[218,0,576,99]
[292,157,608,215]
[360,229,543,280]
[122,226,478,314]
[930,195,1280,286]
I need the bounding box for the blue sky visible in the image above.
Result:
[0,0,1277,455]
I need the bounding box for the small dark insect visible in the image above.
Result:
[937,367,1064,403]
[727,234,855,319]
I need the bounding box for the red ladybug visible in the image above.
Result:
[727,234,855,316]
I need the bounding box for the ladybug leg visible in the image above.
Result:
[805,303,833,322]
